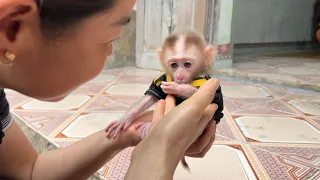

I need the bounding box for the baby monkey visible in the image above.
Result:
[105,31,224,170]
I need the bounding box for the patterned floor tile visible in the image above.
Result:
[218,57,320,91]
[124,68,161,76]
[54,141,74,148]
[224,97,274,114]
[7,67,320,179]
[105,83,150,96]
[20,95,92,110]
[249,73,298,83]
[101,148,133,180]
[85,95,140,112]
[115,76,155,84]
[215,117,238,142]
[277,67,320,76]
[174,145,257,180]
[4,89,32,108]
[232,100,298,117]
[234,67,280,75]
[72,84,106,95]
[87,73,116,84]
[235,116,320,143]
[285,92,320,101]
[261,86,295,99]
[222,85,271,98]
[103,67,128,75]
[303,62,320,71]
[309,78,320,84]
[62,112,124,138]
[312,116,320,126]
[233,61,269,69]
[256,58,301,66]
[13,111,74,136]
[251,145,320,180]
[287,100,320,116]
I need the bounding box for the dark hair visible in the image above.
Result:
[36,0,118,38]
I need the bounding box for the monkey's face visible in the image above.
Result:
[158,33,214,84]
[164,45,205,84]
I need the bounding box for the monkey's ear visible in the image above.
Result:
[204,45,214,66]
[157,48,163,60]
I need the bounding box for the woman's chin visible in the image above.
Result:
[39,95,67,102]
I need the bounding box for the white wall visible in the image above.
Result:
[232,0,316,44]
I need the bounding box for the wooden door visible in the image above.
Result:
[135,0,209,70]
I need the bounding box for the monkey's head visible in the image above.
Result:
[157,31,214,84]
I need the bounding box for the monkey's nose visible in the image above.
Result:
[177,74,184,80]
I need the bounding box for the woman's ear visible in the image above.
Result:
[0,0,38,47]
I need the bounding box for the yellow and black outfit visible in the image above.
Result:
[145,73,224,124]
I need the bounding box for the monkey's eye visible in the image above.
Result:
[170,62,178,69]
[184,61,192,68]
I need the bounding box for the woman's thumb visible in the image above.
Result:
[185,78,220,112]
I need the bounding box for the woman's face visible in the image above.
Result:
[0,0,136,101]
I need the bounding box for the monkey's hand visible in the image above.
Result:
[161,82,197,98]
[105,116,135,139]
[105,95,158,139]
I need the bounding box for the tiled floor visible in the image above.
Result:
[6,67,320,180]
[217,56,320,92]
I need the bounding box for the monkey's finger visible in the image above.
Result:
[112,122,125,139]
[160,85,175,91]
[110,130,116,138]
[123,120,133,131]
[105,121,117,132]
[184,78,220,115]
[113,125,124,139]
[106,123,119,138]
[161,82,173,86]
[135,122,145,130]
[165,95,176,115]
[106,130,114,139]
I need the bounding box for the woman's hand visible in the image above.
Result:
[144,94,217,159]
[185,119,216,158]
[125,78,220,179]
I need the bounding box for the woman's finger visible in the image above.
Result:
[185,120,215,154]
[165,95,176,115]
[150,100,166,131]
[198,104,218,130]
[183,78,220,115]
[186,133,215,158]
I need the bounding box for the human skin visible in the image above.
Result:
[0,0,219,179]
[126,79,219,180]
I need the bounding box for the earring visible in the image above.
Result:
[4,51,15,61]
[0,51,16,67]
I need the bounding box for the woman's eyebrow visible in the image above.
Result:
[112,16,131,26]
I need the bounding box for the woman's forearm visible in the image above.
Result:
[32,129,128,180]
[125,139,179,180]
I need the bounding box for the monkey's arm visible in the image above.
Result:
[106,73,167,139]
[105,94,158,138]
[124,94,159,123]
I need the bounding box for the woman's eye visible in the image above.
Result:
[184,61,192,68]
[170,62,178,69]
